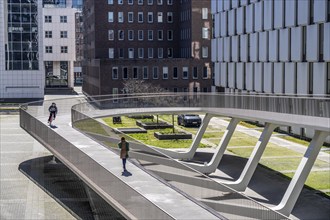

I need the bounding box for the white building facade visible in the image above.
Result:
[212,0,330,141]
[0,0,44,100]
[212,0,330,95]
[43,0,76,89]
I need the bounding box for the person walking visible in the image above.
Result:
[48,102,58,126]
[118,137,129,171]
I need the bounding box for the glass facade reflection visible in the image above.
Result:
[43,0,66,8]
[6,0,39,70]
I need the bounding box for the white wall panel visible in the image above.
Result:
[306,24,319,61]
[285,0,296,27]
[232,0,240,9]
[214,62,220,86]
[291,26,303,61]
[236,63,245,89]
[313,0,328,23]
[217,0,223,12]
[231,36,239,62]
[296,63,309,94]
[250,33,259,61]
[224,37,231,62]
[224,0,231,11]
[246,4,254,33]
[211,39,217,62]
[217,37,224,62]
[228,63,236,88]
[297,0,309,25]
[263,63,273,93]
[214,13,220,38]
[269,30,279,61]
[211,0,217,14]
[264,0,273,30]
[220,12,227,37]
[324,23,330,61]
[284,63,297,94]
[220,63,228,87]
[274,63,284,93]
[259,31,268,62]
[313,63,327,95]
[246,63,254,90]
[274,0,284,29]
[240,0,249,6]
[240,34,248,61]
[228,9,236,36]
[250,0,258,3]
[254,63,263,92]
[255,1,263,32]
[237,7,245,35]
[279,28,290,61]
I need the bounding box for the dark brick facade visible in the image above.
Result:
[82,0,212,96]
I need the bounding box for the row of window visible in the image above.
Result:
[110,66,210,80]
[45,46,68,53]
[45,15,67,23]
[109,47,173,59]
[180,27,210,40]
[108,11,173,23]
[45,30,68,38]
[108,0,173,6]
[108,29,173,41]
[181,8,208,22]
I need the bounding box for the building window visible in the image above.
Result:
[202,8,208,20]
[203,66,208,78]
[138,30,144,40]
[45,16,52,23]
[158,30,163,40]
[118,12,124,23]
[167,48,173,58]
[133,67,138,79]
[45,31,52,38]
[148,12,153,23]
[173,67,178,78]
[157,12,163,22]
[108,12,114,22]
[123,67,128,79]
[182,67,188,79]
[118,30,124,40]
[109,48,114,58]
[138,12,143,23]
[128,0,133,5]
[202,47,208,58]
[203,87,208,92]
[128,48,134,58]
[148,0,153,5]
[148,48,153,58]
[153,67,158,79]
[202,28,209,39]
[112,88,118,102]
[157,0,163,5]
[108,0,114,4]
[173,87,178,92]
[167,0,173,5]
[138,48,144,58]
[168,30,173,40]
[167,12,173,23]
[118,0,123,4]
[148,30,153,40]
[112,67,118,79]
[128,12,134,22]
[158,48,163,58]
[193,67,198,79]
[61,46,68,53]
[119,48,124,58]
[60,31,68,38]
[60,16,67,23]
[108,30,114,40]
[45,46,53,53]
[143,66,148,79]
[128,30,134,40]
[138,0,143,5]
[163,66,168,79]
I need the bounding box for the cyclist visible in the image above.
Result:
[48,102,58,125]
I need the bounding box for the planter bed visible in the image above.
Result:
[128,115,154,119]
[154,131,192,140]
[136,120,173,129]
[115,127,147,134]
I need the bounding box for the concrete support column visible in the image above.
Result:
[273,130,329,216]
[186,118,240,174]
[225,123,277,191]
[156,113,213,160]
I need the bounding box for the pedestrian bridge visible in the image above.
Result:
[20,93,329,219]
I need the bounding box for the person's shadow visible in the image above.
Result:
[50,124,58,129]
[122,170,132,177]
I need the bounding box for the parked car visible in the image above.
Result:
[177,114,202,127]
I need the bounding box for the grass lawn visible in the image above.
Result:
[227,145,302,158]
[74,119,108,136]
[103,116,137,128]
[202,131,224,139]
[285,171,330,192]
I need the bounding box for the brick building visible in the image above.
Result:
[82,0,212,96]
